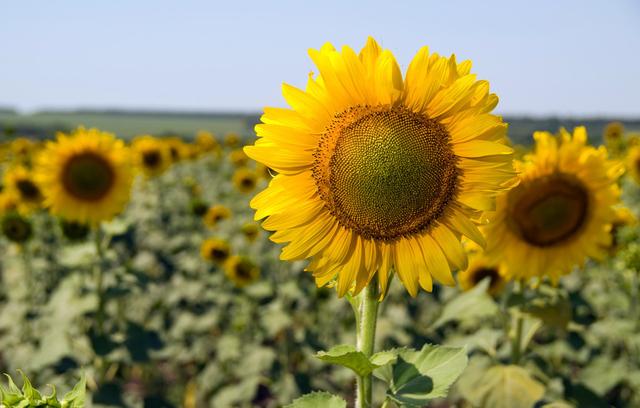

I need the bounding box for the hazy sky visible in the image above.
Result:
[2,0,639,116]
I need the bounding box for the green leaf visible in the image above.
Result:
[284,391,347,408]
[315,345,379,377]
[61,376,86,408]
[460,364,545,408]
[1,374,23,406]
[431,280,498,329]
[19,370,42,401]
[374,344,468,406]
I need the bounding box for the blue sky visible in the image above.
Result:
[1,0,639,116]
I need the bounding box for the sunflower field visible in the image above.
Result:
[1,38,640,408]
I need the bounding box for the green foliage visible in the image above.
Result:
[284,391,347,408]
[373,345,468,407]
[315,345,380,377]
[0,372,85,408]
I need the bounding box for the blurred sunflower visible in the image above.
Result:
[607,206,636,253]
[10,138,35,163]
[1,212,33,243]
[229,148,249,167]
[35,127,134,225]
[0,191,19,215]
[245,37,514,296]
[626,146,640,184]
[603,121,624,144]
[200,238,231,264]
[3,166,43,213]
[224,255,260,287]
[195,131,219,152]
[232,168,258,193]
[241,222,260,242]
[164,137,188,163]
[190,199,209,217]
[132,135,171,178]
[484,127,623,283]
[458,254,508,296]
[224,132,241,148]
[203,205,231,228]
[60,219,90,241]
[256,163,274,180]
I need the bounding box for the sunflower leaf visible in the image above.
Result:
[458,363,545,408]
[284,391,347,408]
[374,344,468,406]
[315,344,379,377]
[431,279,498,329]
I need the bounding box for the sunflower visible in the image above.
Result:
[132,135,171,178]
[1,212,33,243]
[164,137,188,162]
[224,255,260,287]
[35,127,134,225]
[10,138,36,163]
[0,191,19,215]
[3,166,43,213]
[484,127,623,283]
[203,205,231,228]
[224,132,241,148]
[195,131,219,152]
[458,253,508,296]
[229,148,249,167]
[200,238,231,264]
[626,146,640,184]
[232,168,258,193]
[603,121,624,143]
[245,37,514,297]
[241,222,260,242]
[60,219,91,241]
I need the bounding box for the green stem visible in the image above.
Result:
[511,312,523,365]
[94,227,106,334]
[356,280,380,408]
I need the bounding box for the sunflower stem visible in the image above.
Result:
[94,227,106,334]
[356,280,379,408]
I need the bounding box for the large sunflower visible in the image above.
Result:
[245,37,514,297]
[484,127,623,283]
[35,127,134,225]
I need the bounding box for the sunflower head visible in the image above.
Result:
[3,166,43,213]
[485,127,623,283]
[604,121,624,143]
[132,135,171,178]
[224,132,242,148]
[195,131,219,152]
[10,138,36,164]
[241,222,260,242]
[203,205,231,228]
[164,137,188,163]
[229,148,249,167]
[626,146,640,185]
[60,219,91,241]
[245,37,515,297]
[1,212,33,243]
[190,199,209,217]
[35,127,134,225]
[458,254,508,296]
[232,168,258,193]
[224,255,260,287]
[0,191,19,216]
[201,238,231,264]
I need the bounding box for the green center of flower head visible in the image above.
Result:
[62,152,115,201]
[314,105,458,241]
[510,173,589,247]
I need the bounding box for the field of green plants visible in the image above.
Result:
[0,118,639,408]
